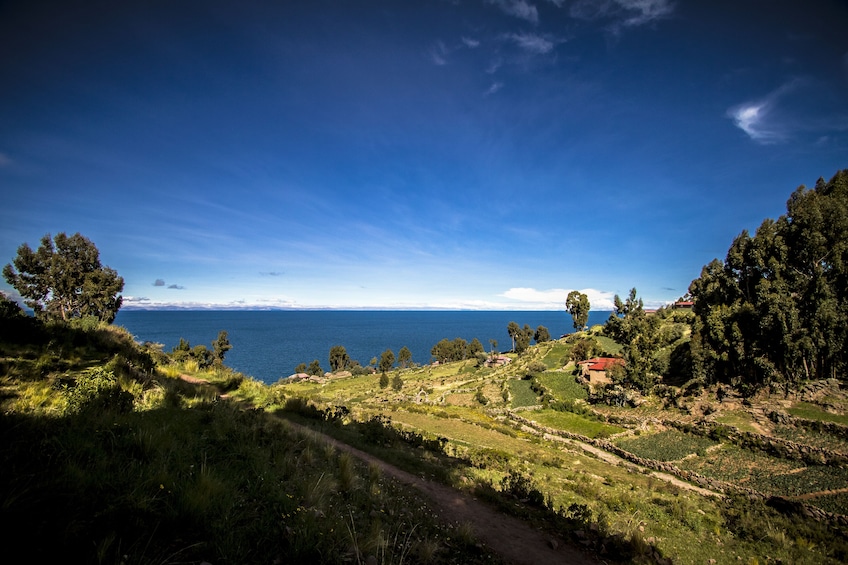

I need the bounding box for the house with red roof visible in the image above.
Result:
[576,357,625,387]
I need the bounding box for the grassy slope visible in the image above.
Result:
[272,333,848,565]
[4,316,848,564]
[0,319,496,565]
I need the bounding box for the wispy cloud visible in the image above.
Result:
[485,82,504,96]
[462,37,480,48]
[499,287,616,310]
[489,0,539,24]
[615,0,675,28]
[506,32,556,54]
[570,0,674,31]
[429,40,449,65]
[727,80,799,144]
[0,153,11,168]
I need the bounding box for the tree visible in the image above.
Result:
[603,288,661,393]
[468,337,485,356]
[688,169,848,391]
[294,363,307,374]
[379,349,395,374]
[566,291,590,332]
[392,374,403,391]
[430,338,468,363]
[534,325,551,343]
[307,360,323,376]
[507,321,521,352]
[398,346,413,368]
[3,232,124,322]
[212,330,232,365]
[379,372,389,389]
[329,345,351,372]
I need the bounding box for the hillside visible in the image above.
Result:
[3,308,848,564]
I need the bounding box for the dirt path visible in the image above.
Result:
[285,420,601,565]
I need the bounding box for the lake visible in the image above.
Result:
[115,309,612,384]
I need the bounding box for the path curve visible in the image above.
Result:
[285,420,601,565]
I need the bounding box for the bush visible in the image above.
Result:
[64,367,134,416]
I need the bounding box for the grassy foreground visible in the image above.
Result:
[0,320,495,564]
[3,316,848,564]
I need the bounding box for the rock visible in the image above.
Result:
[548,538,559,550]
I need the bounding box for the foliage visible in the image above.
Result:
[534,325,551,343]
[397,345,413,368]
[570,336,601,362]
[63,367,134,416]
[506,321,534,353]
[3,232,124,322]
[430,337,475,363]
[211,329,232,365]
[565,290,591,332]
[307,359,323,376]
[603,288,662,393]
[689,169,848,391]
[379,348,395,374]
[329,344,351,371]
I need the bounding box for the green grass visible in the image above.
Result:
[789,402,848,426]
[537,371,587,402]
[508,379,539,408]
[713,410,762,434]
[615,429,719,462]
[528,409,624,439]
[539,341,571,369]
[593,335,623,355]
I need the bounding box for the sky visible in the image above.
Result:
[1,0,847,311]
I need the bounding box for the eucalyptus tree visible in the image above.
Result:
[398,346,413,368]
[329,345,351,372]
[689,169,848,390]
[379,348,395,375]
[565,290,591,332]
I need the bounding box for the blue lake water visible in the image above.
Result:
[115,310,612,384]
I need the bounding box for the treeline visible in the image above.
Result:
[689,169,848,392]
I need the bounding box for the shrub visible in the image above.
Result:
[64,367,134,416]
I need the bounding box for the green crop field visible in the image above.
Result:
[508,378,539,408]
[615,429,719,462]
[528,409,624,438]
[538,371,588,401]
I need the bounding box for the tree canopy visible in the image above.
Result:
[329,345,351,372]
[689,169,848,390]
[566,291,590,332]
[3,232,124,323]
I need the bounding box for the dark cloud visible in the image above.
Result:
[168,284,186,290]
[260,272,284,277]
[153,279,166,286]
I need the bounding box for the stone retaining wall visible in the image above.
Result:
[505,410,848,530]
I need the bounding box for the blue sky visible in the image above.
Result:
[1,0,847,311]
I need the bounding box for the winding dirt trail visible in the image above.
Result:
[176,374,598,563]
[285,420,601,565]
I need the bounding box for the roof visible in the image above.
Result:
[577,357,624,371]
[673,301,694,308]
